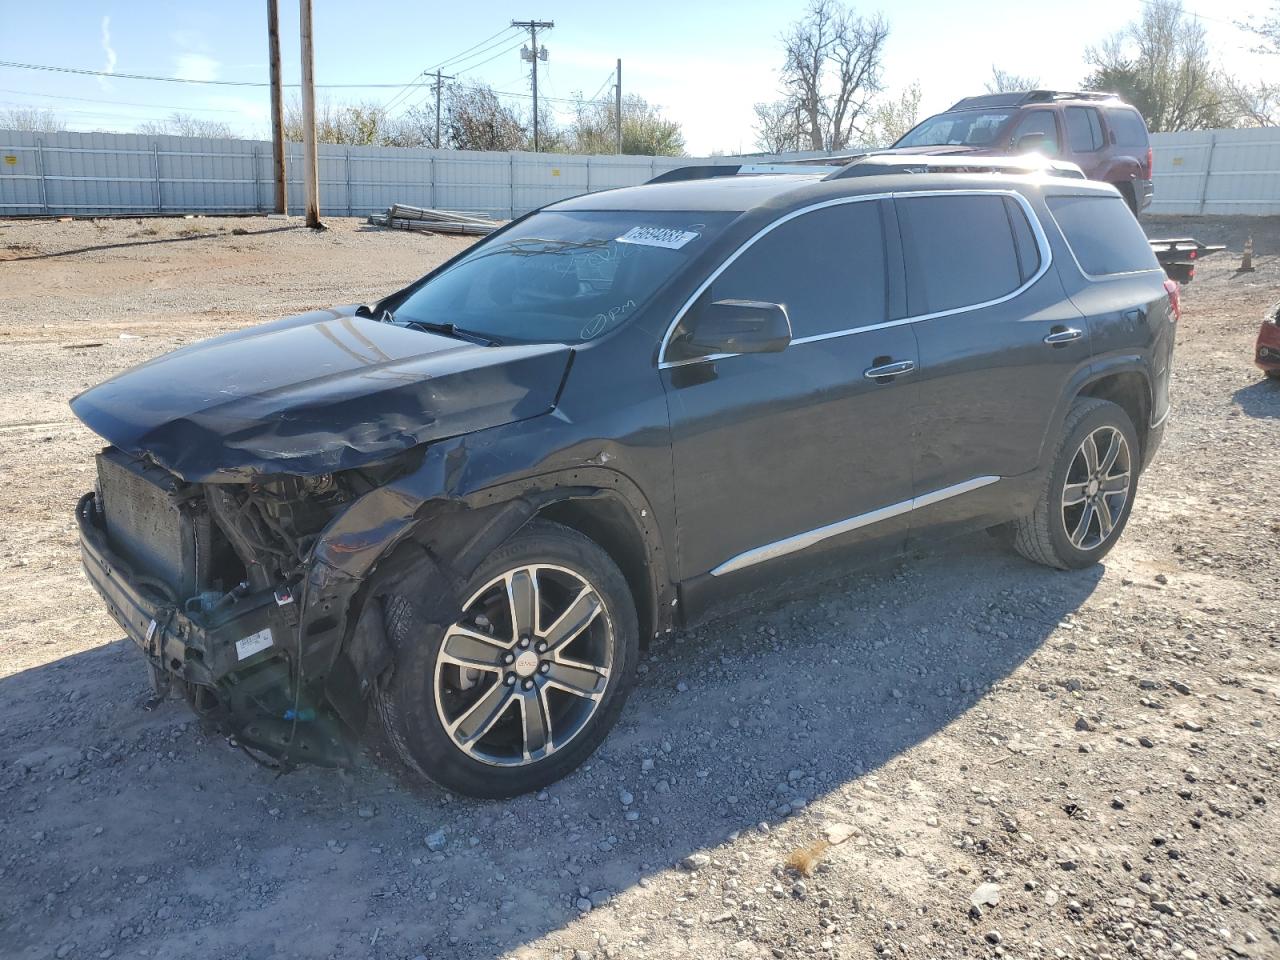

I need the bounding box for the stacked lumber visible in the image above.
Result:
[367,203,502,236]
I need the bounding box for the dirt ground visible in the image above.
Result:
[0,212,1277,960]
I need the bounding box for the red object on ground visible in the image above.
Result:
[1256,308,1280,376]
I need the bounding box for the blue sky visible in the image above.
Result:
[1,0,1272,153]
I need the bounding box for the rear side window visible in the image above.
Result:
[1064,107,1104,152]
[1106,108,1149,148]
[702,200,887,339]
[1004,197,1041,283]
[1047,195,1160,276]
[896,194,1024,315]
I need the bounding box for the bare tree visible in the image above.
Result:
[136,112,235,138]
[0,106,66,132]
[752,100,804,154]
[861,81,922,147]
[567,94,684,156]
[1222,75,1278,126]
[1082,0,1234,131]
[443,83,527,152]
[985,67,1041,94]
[1232,2,1279,126]
[778,0,889,151]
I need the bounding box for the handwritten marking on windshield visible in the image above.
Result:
[581,300,637,340]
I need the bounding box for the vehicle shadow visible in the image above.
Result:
[1231,376,1280,418]
[2,224,300,261]
[0,534,1102,959]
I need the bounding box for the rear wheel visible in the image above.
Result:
[1010,398,1139,570]
[375,520,638,798]
[1118,182,1139,217]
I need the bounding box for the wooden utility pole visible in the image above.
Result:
[299,0,322,228]
[266,0,287,213]
[512,20,554,152]
[432,69,455,150]
[615,58,622,154]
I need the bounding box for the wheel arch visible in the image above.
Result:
[1076,367,1152,461]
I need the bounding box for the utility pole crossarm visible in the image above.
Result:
[512,19,554,152]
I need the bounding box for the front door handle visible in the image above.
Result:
[863,359,916,380]
[1043,326,1084,346]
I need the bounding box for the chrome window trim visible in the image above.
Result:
[709,475,1000,577]
[1042,194,1165,283]
[657,187,1054,369]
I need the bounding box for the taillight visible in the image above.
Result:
[1163,278,1181,322]
[1145,146,1153,178]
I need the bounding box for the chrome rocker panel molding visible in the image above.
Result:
[709,475,1001,577]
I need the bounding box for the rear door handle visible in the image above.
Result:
[863,359,916,380]
[1043,327,1084,346]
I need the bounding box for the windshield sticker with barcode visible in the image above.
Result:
[617,226,700,249]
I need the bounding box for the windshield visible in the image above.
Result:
[894,110,1015,148]
[392,210,735,345]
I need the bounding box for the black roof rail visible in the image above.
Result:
[645,165,744,184]
[823,153,1086,180]
[949,89,1120,110]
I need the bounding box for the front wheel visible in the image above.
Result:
[1010,398,1139,570]
[375,520,638,798]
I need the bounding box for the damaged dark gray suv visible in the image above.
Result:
[72,161,1176,797]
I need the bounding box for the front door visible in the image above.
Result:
[660,198,918,585]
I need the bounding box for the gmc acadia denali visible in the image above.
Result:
[72,162,1176,797]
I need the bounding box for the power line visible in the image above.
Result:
[0,87,244,113]
[0,58,440,89]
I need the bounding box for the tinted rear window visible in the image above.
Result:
[897,194,1024,314]
[1106,108,1149,148]
[1047,195,1160,276]
[1065,107,1104,152]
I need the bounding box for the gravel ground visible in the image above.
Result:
[0,213,1277,960]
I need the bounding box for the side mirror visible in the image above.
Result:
[684,299,792,356]
[1014,132,1049,152]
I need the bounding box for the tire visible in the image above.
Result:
[374,520,638,798]
[1011,398,1140,570]
[1118,182,1139,218]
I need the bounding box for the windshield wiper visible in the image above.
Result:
[389,313,500,347]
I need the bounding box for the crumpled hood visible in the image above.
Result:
[70,307,573,482]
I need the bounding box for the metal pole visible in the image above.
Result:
[1197,131,1217,216]
[512,20,554,152]
[35,139,49,215]
[345,148,352,216]
[615,58,622,154]
[531,23,539,152]
[299,0,322,228]
[432,70,453,149]
[253,144,262,211]
[152,142,162,213]
[267,0,287,214]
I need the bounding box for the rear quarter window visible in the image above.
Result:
[1105,108,1149,148]
[1047,194,1160,277]
[896,194,1025,315]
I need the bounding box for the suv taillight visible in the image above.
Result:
[1146,146,1153,178]
[1163,278,1181,322]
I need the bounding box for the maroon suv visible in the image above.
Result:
[891,91,1154,214]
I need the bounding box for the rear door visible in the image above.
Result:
[661,198,918,583]
[1045,193,1173,424]
[895,190,1093,531]
[1063,106,1108,178]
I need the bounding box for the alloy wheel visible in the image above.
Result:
[433,564,614,766]
[1060,425,1132,551]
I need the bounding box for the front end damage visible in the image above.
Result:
[76,440,660,769]
[76,447,415,764]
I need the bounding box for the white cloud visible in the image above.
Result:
[173,53,221,83]
[98,15,117,91]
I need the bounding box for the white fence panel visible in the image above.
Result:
[1149,127,1280,216]
[5,126,1277,219]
